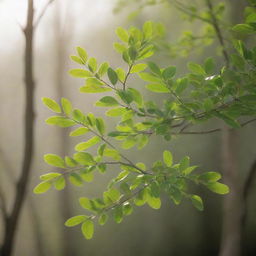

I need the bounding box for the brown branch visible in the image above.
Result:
[1,0,35,255]
[174,118,256,135]
[205,0,230,66]
[0,186,8,221]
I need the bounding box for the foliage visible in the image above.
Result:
[34,1,256,240]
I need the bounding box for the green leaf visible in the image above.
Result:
[33,181,51,194]
[65,215,87,227]
[98,214,108,225]
[61,98,72,116]
[123,203,133,215]
[113,42,127,53]
[188,62,206,75]
[98,62,109,77]
[42,97,61,113]
[162,66,176,80]
[107,67,118,85]
[69,127,89,137]
[117,90,133,104]
[70,55,84,65]
[73,152,95,165]
[76,47,87,62]
[128,88,143,107]
[75,136,101,151]
[179,156,190,171]
[146,83,170,93]
[40,172,61,181]
[215,112,241,128]
[88,57,97,73]
[54,176,66,191]
[81,171,94,182]
[113,206,123,224]
[128,46,137,61]
[130,63,147,73]
[65,156,78,167]
[138,72,162,83]
[69,173,83,186]
[232,24,255,34]
[147,194,161,209]
[46,116,76,127]
[163,150,173,167]
[143,21,153,39]
[44,154,65,168]
[175,78,188,95]
[95,96,119,107]
[199,172,221,183]
[69,69,92,78]
[72,109,84,122]
[116,27,129,42]
[81,220,94,239]
[204,57,215,75]
[95,118,105,135]
[191,195,204,211]
[106,107,126,117]
[147,62,161,76]
[206,182,229,194]
[80,85,111,93]
[116,68,126,82]
[79,197,93,210]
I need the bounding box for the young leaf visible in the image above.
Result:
[147,62,161,76]
[69,127,89,137]
[107,67,118,85]
[44,154,65,168]
[73,152,95,165]
[46,116,76,127]
[146,84,170,93]
[163,150,173,167]
[95,118,105,135]
[206,182,229,194]
[65,215,88,227]
[69,173,83,187]
[98,62,109,77]
[98,214,108,225]
[76,47,87,62]
[162,66,176,80]
[33,181,51,194]
[81,220,94,239]
[130,64,147,73]
[88,57,97,73]
[116,27,129,42]
[95,96,119,107]
[75,136,101,151]
[42,97,61,113]
[191,195,204,211]
[61,98,72,116]
[69,69,92,78]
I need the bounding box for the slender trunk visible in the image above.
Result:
[1,0,35,255]
[218,1,247,256]
[219,128,243,256]
[54,2,76,255]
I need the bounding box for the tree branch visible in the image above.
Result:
[34,0,55,28]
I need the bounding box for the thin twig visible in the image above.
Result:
[34,0,55,28]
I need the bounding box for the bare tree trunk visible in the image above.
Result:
[219,128,243,256]
[54,2,76,255]
[218,1,248,256]
[1,1,35,255]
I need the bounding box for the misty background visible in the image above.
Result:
[0,0,255,255]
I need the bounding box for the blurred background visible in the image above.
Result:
[0,0,255,255]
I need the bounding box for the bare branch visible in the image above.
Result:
[0,186,8,220]
[34,0,55,28]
